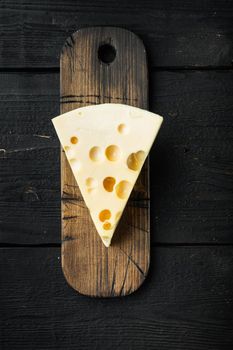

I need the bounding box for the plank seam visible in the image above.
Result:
[1,242,233,248]
[0,66,232,73]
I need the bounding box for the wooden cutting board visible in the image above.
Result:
[60,27,149,297]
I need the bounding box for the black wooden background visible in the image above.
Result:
[0,1,233,349]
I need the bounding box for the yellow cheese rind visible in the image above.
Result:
[52,103,163,247]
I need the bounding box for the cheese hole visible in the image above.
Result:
[105,145,120,161]
[115,180,131,199]
[103,177,116,192]
[69,158,81,172]
[86,177,98,190]
[127,153,138,171]
[89,146,104,162]
[136,150,146,162]
[127,150,146,171]
[64,146,70,151]
[102,235,110,240]
[99,209,111,222]
[118,123,129,135]
[87,188,97,194]
[70,136,78,144]
[115,211,122,222]
[103,222,112,230]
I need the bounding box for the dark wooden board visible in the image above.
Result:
[0,70,233,244]
[0,246,233,349]
[60,27,149,297]
[0,0,233,68]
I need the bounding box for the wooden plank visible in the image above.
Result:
[0,72,60,244]
[151,70,233,244]
[0,246,233,349]
[60,27,149,297]
[0,71,233,244]
[0,0,233,68]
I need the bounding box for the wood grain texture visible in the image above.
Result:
[0,246,233,350]
[60,27,149,296]
[0,70,233,244]
[0,0,233,68]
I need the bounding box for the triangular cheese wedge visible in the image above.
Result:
[52,104,163,247]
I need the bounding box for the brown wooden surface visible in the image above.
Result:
[60,27,149,297]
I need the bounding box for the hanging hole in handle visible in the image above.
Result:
[98,44,116,64]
